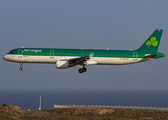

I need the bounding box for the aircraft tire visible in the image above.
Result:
[19,68,22,71]
[82,67,87,72]
[78,69,83,73]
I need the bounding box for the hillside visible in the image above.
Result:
[0,104,168,120]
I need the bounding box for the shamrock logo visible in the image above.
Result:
[146,37,158,47]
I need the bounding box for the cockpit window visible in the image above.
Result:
[9,51,14,54]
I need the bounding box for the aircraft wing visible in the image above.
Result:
[69,55,90,65]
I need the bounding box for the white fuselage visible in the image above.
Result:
[3,54,149,65]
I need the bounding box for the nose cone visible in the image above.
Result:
[3,55,9,61]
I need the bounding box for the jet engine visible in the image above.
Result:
[56,60,75,69]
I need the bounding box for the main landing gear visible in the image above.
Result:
[78,65,87,73]
[19,63,23,71]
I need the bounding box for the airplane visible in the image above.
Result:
[3,29,165,73]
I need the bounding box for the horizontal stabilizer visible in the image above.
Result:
[144,54,157,58]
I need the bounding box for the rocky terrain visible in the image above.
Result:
[0,104,168,120]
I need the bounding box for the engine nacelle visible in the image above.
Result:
[56,60,75,69]
[56,60,69,69]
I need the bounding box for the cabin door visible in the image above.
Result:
[50,50,54,58]
[18,49,22,58]
[133,52,138,61]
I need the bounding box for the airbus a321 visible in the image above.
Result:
[3,29,165,73]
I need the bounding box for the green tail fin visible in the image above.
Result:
[137,29,163,52]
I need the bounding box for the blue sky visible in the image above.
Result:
[1,0,168,90]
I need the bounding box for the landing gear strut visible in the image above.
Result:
[78,65,87,73]
[19,63,23,71]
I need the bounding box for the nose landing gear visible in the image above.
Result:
[19,63,23,71]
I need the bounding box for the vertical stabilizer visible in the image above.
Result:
[137,29,163,52]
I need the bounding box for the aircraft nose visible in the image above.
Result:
[3,55,8,60]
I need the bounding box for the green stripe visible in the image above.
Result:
[8,48,164,59]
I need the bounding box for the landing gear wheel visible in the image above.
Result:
[19,67,22,71]
[19,63,23,71]
[78,68,83,73]
[82,67,87,72]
